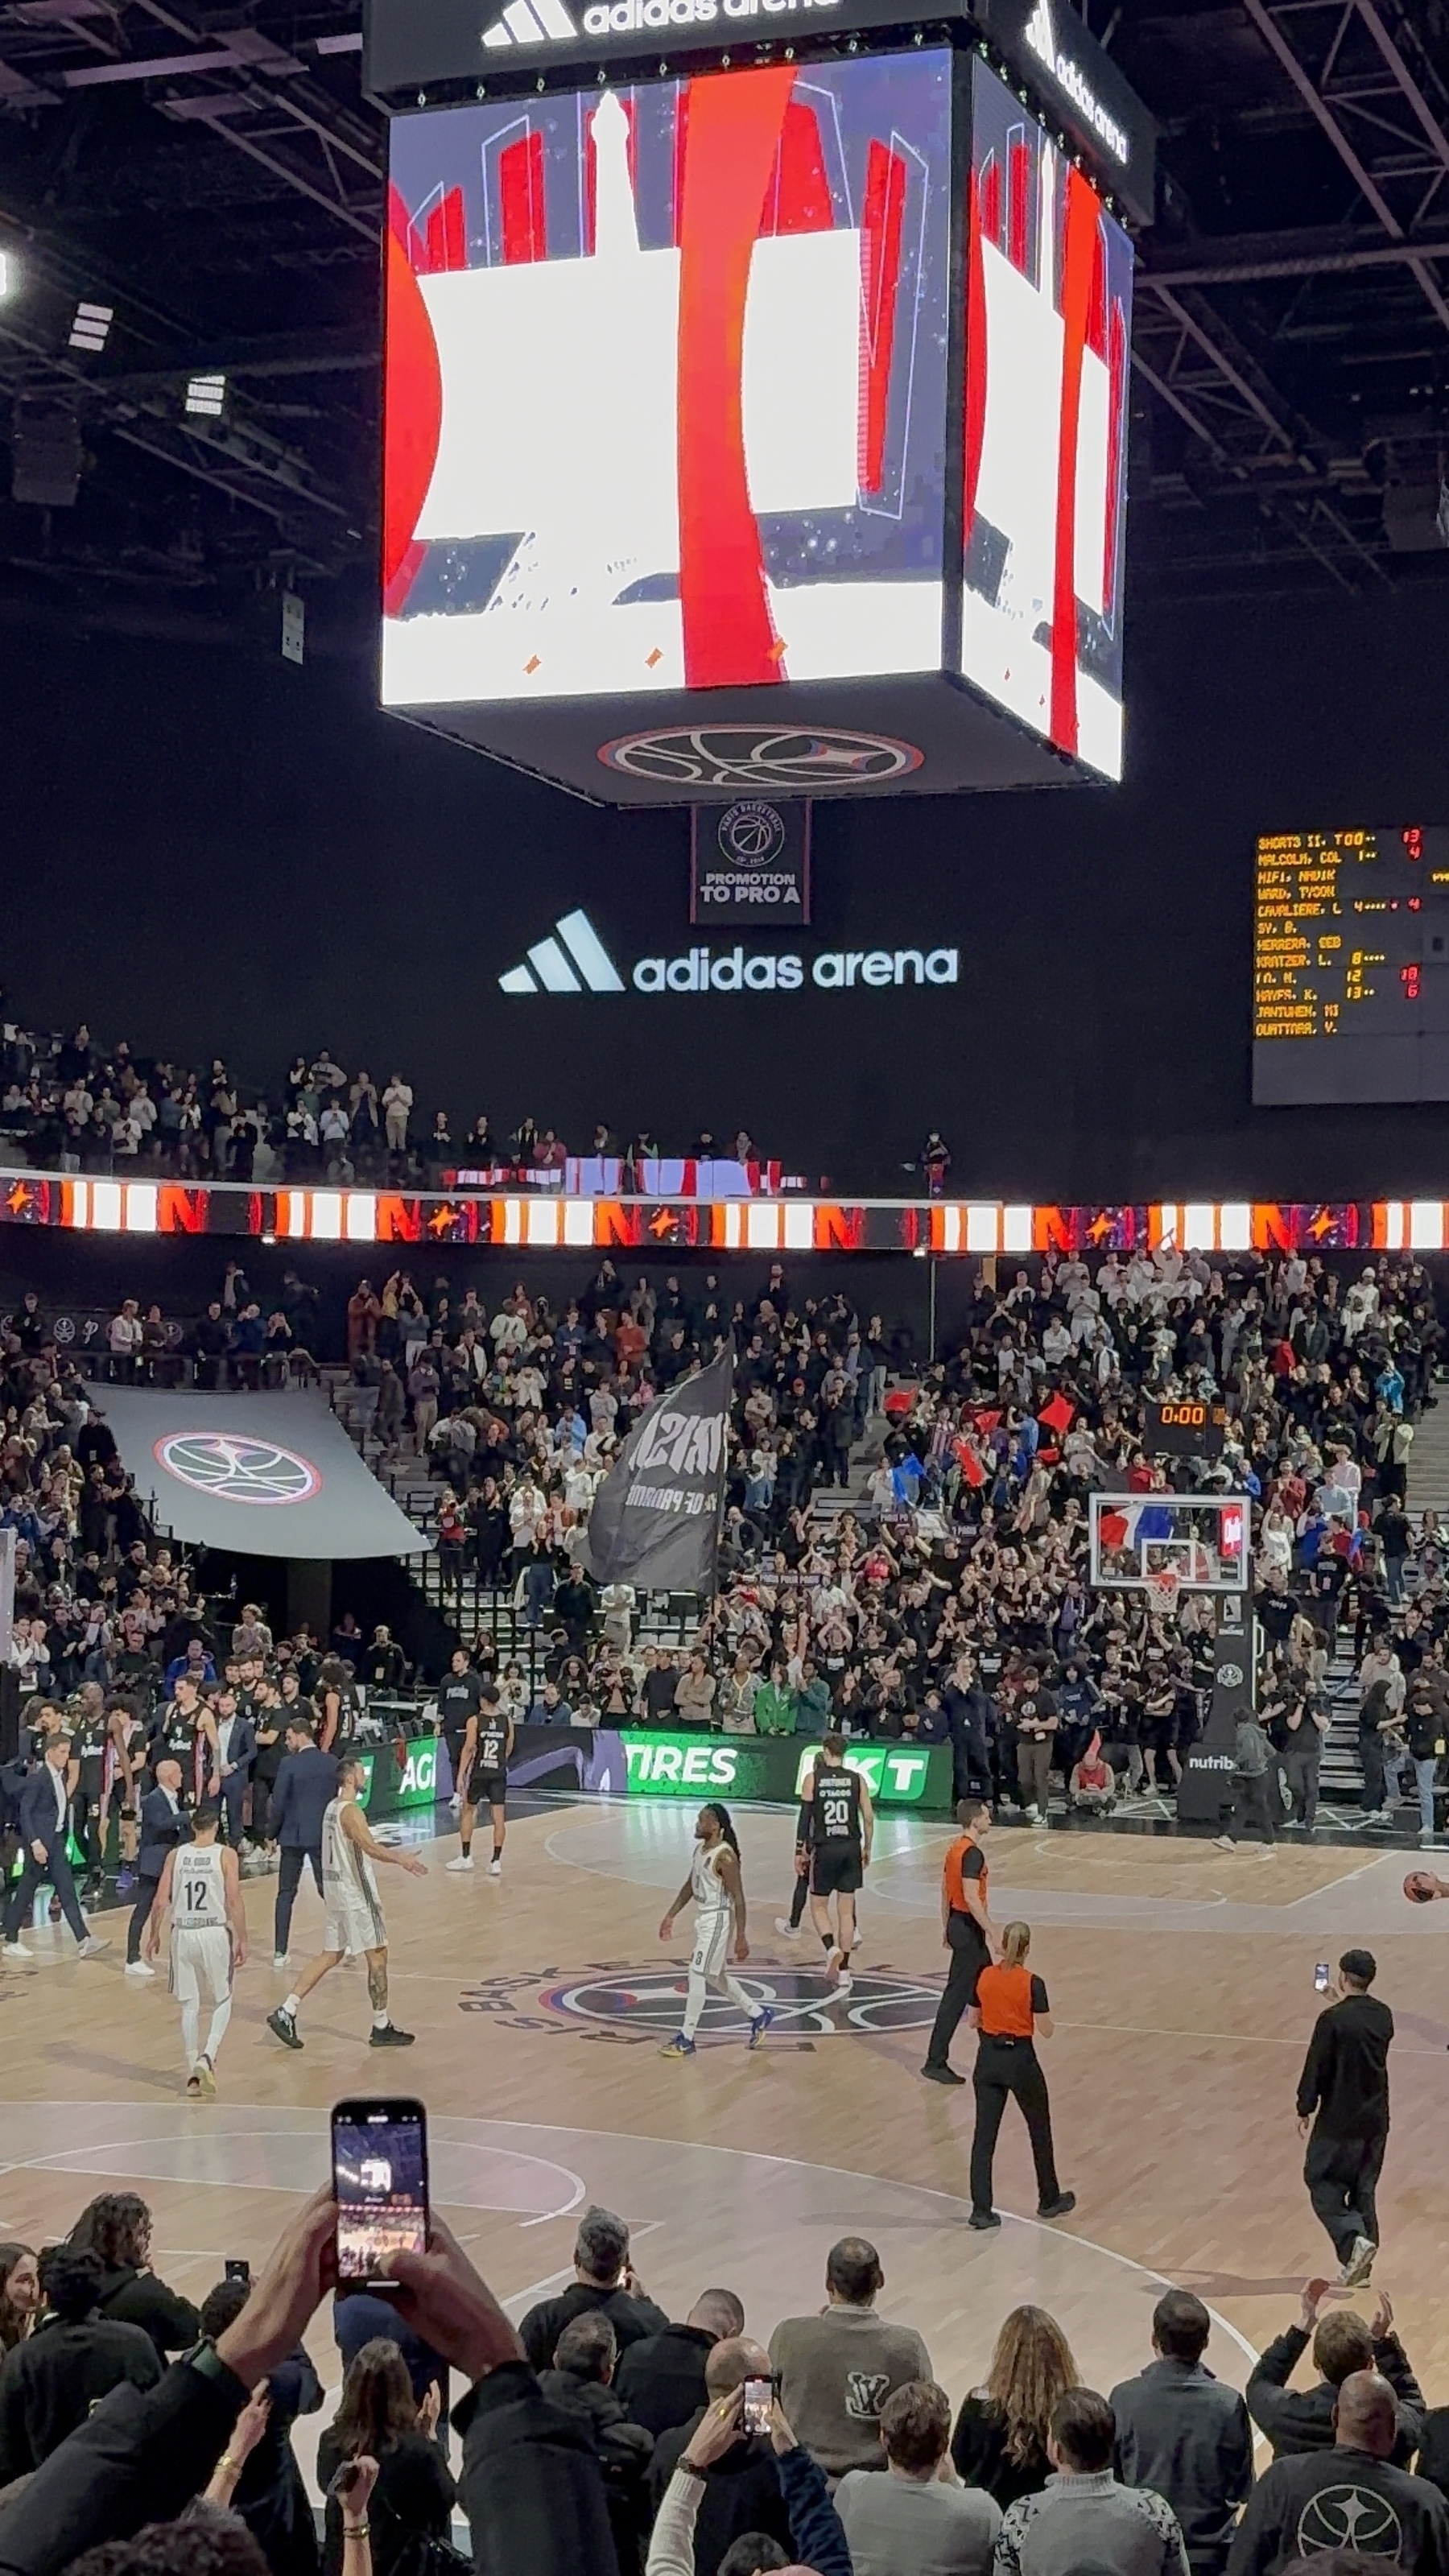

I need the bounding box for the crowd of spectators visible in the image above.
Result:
[0,1015,801,1187]
[2,2186,1449,2576]
[331,1244,1446,1835]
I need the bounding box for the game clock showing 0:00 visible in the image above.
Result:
[1145,1398,1227,1458]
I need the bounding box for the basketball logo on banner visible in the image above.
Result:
[155,1431,323,1506]
[690,796,812,927]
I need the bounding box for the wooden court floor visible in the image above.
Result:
[5,1799,1449,2426]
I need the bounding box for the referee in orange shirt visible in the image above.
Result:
[922,1796,996,2086]
[968,1921,1075,2228]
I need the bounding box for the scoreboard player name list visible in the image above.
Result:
[1254,829,1387,1043]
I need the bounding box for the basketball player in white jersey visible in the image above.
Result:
[143,1800,246,2099]
[657,1803,774,2059]
[266,1752,425,2053]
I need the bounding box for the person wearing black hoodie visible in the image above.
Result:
[68,2195,199,2363]
[1246,2279,1423,2465]
[538,2314,653,2573]
[0,2248,159,2482]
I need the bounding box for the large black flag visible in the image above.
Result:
[584,1342,733,1591]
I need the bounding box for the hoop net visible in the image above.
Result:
[1146,1565,1182,1618]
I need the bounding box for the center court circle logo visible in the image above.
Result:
[155,1431,322,1506]
[597,726,924,791]
[459,1961,941,2042]
[716,800,786,865]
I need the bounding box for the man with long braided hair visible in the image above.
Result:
[658,1803,774,2060]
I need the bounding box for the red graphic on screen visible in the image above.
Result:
[382,184,443,617]
[381,58,950,706]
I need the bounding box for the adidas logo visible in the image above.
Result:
[498,909,625,996]
[1024,0,1054,68]
[482,0,577,45]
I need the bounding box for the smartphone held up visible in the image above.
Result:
[332,2097,429,2292]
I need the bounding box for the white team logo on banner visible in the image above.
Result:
[155,1432,323,1506]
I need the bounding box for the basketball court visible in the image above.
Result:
[5,1796,1449,2446]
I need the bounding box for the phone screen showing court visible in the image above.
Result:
[333,2115,427,2278]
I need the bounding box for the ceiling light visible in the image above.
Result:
[184,371,225,418]
[68,300,113,352]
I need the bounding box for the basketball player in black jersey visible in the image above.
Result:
[803,1735,873,1993]
[446,1682,514,1877]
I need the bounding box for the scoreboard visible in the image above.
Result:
[1253,826,1449,1105]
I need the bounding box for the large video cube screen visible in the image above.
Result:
[958,54,1133,782]
[382,55,952,707]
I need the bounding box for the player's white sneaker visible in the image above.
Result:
[824,1946,844,1986]
[835,1971,854,1996]
[1030,1811,1049,1831]
[774,1918,801,1940]
[1213,1835,1236,1851]
[448,1794,462,1814]
[272,1952,290,1970]
[3,1942,34,1964]
[446,1855,475,1873]
[123,1959,155,1979]
[77,1936,111,1959]
[487,1857,502,1877]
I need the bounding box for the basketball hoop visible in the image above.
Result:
[1146,1565,1182,1620]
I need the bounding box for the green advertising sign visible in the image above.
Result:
[619,1733,946,1808]
[353,1740,438,1812]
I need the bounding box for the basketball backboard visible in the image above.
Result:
[1088,1492,1250,1594]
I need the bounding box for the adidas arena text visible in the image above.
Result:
[498,910,959,999]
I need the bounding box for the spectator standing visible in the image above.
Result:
[316,2339,456,2576]
[0,2248,159,2483]
[1246,2281,1423,2465]
[1109,2291,1253,2576]
[835,2378,1001,2576]
[952,2307,1079,2511]
[768,2235,931,2480]
[1295,1946,1393,2285]
[0,2247,40,2355]
[537,2314,654,2575]
[615,2290,745,2440]
[519,2208,668,2374]
[994,2388,1189,2576]
[68,2193,200,2361]
[648,2337,795,2574]
[382,1077,413,1157]
[1226,2368,1449,2576]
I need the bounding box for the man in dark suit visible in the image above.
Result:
[2,1734,109,1963]
[125,1759,190,1975]
[268,1718,338,1969]
[212,1686,258,1852]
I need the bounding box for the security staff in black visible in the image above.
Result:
[436,1650,487,1807]
[1296,1945,1393,2287]
[449,1686,515,1878]
[923,1796,995,2085]
[967,1920,1075,2229]
[805,1733,872,1992]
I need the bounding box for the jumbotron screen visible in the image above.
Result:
[381,55,953,707]
[956,54,1133,783]
[1253,826,1449,1105]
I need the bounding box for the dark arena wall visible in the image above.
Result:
[6,572,1449,1199]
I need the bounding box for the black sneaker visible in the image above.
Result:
[369,2023,415,2048]
[920,2063,967,2086]
[968,2210,1001,2230]
[1038,2192,1076,2219]
[266,2008,303,2052]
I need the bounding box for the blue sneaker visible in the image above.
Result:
[748,2007,774,2050]
[658,2033,696,2058]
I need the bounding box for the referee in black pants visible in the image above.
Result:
[968,1921,1075,2229]
[1297,1946,1393,2288]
